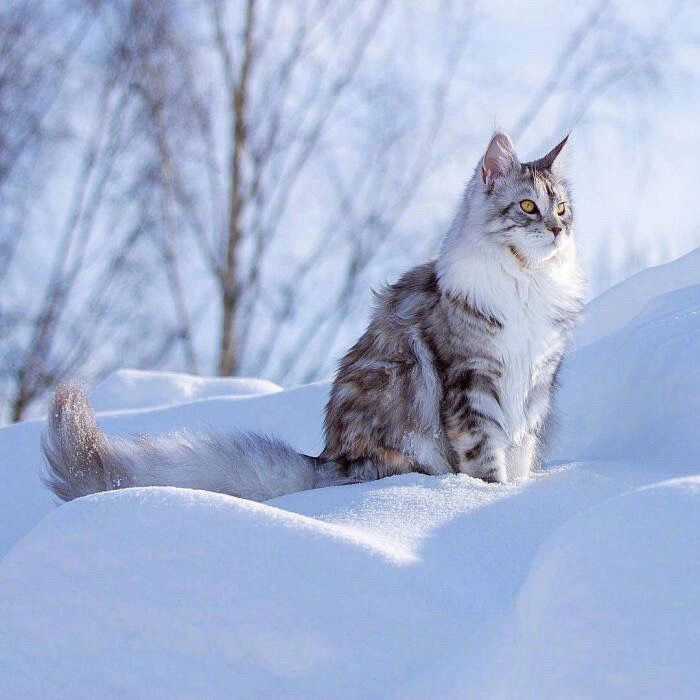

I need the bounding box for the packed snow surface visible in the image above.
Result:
[91,368,283,412]
[0,251,698,697]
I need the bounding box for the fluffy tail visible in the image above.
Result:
[42,384,346,502]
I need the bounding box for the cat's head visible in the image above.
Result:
[458,132,574,267]
[437,131,583,312]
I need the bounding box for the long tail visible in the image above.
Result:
[42,384,346,502]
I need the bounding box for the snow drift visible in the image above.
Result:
[0,250,698,697]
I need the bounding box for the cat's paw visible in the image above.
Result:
[473,465,508,484]
[476,469,508,484]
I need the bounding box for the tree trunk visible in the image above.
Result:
[217,0,255,376]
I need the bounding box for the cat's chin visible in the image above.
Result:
[530,237,572,262]
[507,243,558,268]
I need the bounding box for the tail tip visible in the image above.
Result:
[42,382,102,501]
[48,382,91,427]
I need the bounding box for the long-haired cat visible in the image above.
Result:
[43,131,584,502]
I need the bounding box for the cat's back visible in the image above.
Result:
[330,259,441,386]
[321,260,443,468]
[378,259,441,319]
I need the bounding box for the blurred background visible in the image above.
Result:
[1,0,698,423]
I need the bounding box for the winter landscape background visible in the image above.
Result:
[1,0,699,422]
[1,0,699,696]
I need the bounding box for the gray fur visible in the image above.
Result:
[43,384,350,502]
[42,131,584,501]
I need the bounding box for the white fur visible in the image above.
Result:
[440,239,581,438]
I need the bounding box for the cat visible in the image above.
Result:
[42,131,584,502]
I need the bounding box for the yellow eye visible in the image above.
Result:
[520,199,537,214]
[556,202,567,215]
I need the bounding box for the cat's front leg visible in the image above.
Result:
[447,425,508,483]
[442,366,509,482]
[506,431,537,480]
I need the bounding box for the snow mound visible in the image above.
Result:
[549,281,700,467]
[91,368,282,412]
[0,488,432,697]
[490,477,700,698]
[573,246,700,350]
[0,469,627,697]
[0,381,329,559]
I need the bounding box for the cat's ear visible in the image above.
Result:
[481,132,519,189]
[531,134,569,171]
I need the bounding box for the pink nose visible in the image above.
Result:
[549,226,562,238]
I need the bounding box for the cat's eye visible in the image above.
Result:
[520,199,537,214]
[556,202,567,215]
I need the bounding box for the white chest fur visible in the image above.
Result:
[439,244,583,442]
[494,273,567,439]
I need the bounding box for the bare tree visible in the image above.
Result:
[201,0,393,375]
[0,1,205,421]
[159,0,480,383]
[1,0,422,420]
[0,2,99,420]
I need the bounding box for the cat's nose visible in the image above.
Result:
[548,225,562,238]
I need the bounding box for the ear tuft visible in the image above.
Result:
[481,132,519,189]
[531,134,569,171]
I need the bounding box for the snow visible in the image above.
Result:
[572,247,700,351]
[489,477,700,698]
[550,281,700,468]
[0,250,698,697]
[91,368,282,412]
